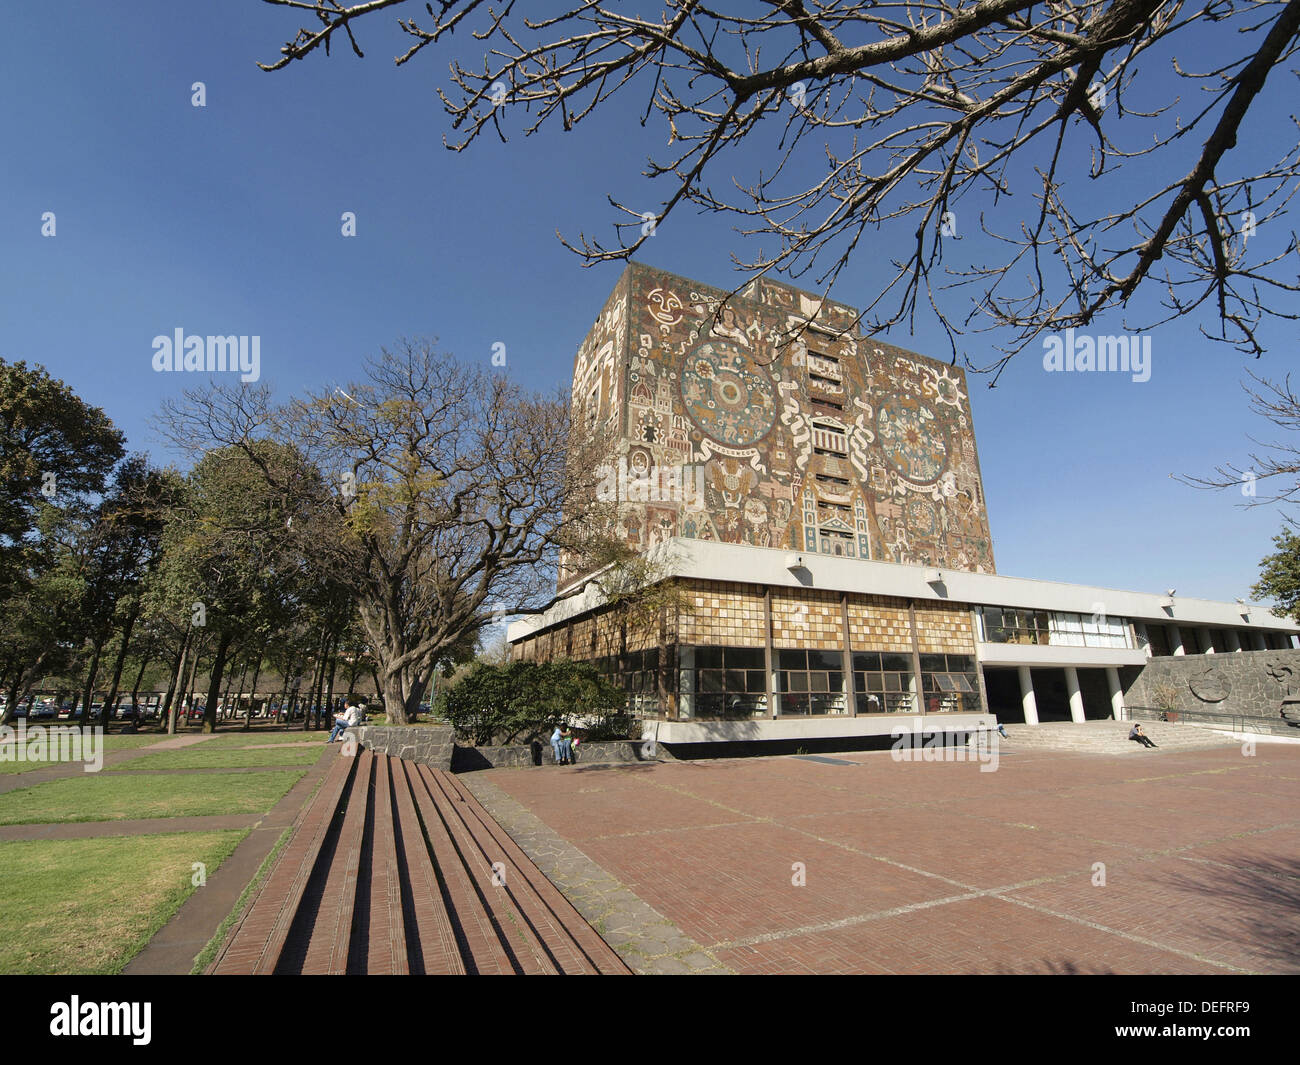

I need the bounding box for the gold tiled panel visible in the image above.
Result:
[771,588,842,651]
[678,580,766,645]
[846,594,913,653]
[915,602,975,654]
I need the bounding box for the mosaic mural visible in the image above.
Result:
[565,262,996,581]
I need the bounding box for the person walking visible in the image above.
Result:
[550,724,565,765]
[560,725,574,765]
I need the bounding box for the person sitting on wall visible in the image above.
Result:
[328,701,360,744]
[1129,723,1158,749]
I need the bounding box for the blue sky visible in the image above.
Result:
[2,2,1296,605]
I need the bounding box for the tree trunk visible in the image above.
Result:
[102,607,141,732]
[244,656,262,732]
[2,670,24,727]
[302,634,324,733]
[129,650,151,721]
[166,629,191,735]
[183,636,204,727]
[380,666,429,726]
[79,634,107,727]
[233,653,251,724]
[201,630,234,734]
[324,642,339,729]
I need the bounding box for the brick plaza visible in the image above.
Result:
[475,743,1300,974]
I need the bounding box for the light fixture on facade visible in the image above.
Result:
[785,554,804,571]
[1162,589,1176,613]
[924,568,943,585]
[1237,597,1250,621]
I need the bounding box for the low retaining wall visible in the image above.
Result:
[353,726,664,773]
[452,739,667,772]
[352,725,455,770]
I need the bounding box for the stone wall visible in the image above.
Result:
[1124,649,1300,725]
[355,726,664,773]
[353,725,455,770]
[453,739,667,771]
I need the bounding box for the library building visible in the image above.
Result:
[509,263,1300,744]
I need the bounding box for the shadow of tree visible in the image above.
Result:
[991,958,1116,975]
[1154,853,1300,972]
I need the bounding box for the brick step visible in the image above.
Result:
[212,750,631,975]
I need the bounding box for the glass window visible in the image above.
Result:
[779,649,808,670]
[696,647,723,669]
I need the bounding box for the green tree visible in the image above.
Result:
[151,442,319,733]
[158,341,616,725]
[1254,528,1300,622]
[0,359,123,601]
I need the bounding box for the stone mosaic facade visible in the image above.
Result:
[1123,648,1300,727]
[562,262,995,584]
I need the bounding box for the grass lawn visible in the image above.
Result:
[193,730,331,747]
[0,769,305,825]
[108,746,324,772]
[0,732,167,773]
[0,830,247,974]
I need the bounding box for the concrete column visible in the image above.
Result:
[1201,627,1216,654]
[1065,666,1086,723]
[1252,631,1267,651]
[1018,666,1039,726]
[1133,620,1152,659]
[1105,667,1124,720]
[1169,624,1185,656]
[1225,629,1242,652]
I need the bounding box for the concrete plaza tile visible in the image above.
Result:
[999,854,1299,973]
[575,819,957,947]
[710,895,1211,975]
[798,806,1134,888]
[486,767,750,838]
[954,793,1243,850]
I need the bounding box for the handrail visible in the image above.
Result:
[1121,704,1275,735]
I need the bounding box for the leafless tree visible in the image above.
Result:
[259,1,1300,377]
[157,341,617,724]
[1183,370,1300,510]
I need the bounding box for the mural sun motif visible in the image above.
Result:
[876,399,949,484]
[680,340,777,447]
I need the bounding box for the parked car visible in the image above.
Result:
[29,702,57,721]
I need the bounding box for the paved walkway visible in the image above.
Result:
[477,741,1300,974]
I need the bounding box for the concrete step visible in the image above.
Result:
[1000,720,1238,754]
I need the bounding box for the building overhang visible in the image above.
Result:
[976,643,1149,669]
[508,538,1299,643]
[652,712,996,745]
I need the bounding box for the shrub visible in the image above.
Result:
[436,659,625,745]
